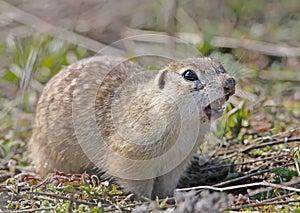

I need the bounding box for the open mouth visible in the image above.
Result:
[203,97,226,120]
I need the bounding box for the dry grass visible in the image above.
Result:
[0,1,300,212]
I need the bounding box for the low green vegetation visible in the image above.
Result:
[1,1,300,211]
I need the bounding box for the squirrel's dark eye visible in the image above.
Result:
[182,69,198,81]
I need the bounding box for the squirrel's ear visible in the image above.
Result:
[154,69,167,89]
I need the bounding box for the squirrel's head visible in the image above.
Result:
[155,57,236,120]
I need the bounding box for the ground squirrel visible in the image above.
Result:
[29,55,235,199]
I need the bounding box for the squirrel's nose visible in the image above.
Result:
[223,77,236,100]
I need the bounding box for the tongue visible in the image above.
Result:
[217,98,226,106]
[210,98,225,110]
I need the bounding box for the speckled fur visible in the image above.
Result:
[29,55,235,199]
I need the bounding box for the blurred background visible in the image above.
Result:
[1,0,299,141]
[0,0,300,211]
[1,0,300,164]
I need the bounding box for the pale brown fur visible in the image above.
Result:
[29,55,235,199]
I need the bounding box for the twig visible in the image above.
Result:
[12,207,54,212]
[211,36,300,57]
[239,138,300,154]
[0,25,33,39]
[259,70,300,82]
[262,181,300,193]
[222,137,300,158]
[261,127,300,140]
[221,127,300,157]
[177,180,300,193]
[248,177,300,197]
[26,191,100,207]
[215,162,294,187]
[26,191,140,212]
[34,177,50,188]
[227,198,300,211]
[246,159,291,174]
[164,0,178,52]
[194,154,291,172]
[261,192,296,203]
[224,193,296,211]
[68,193,74,213]
[0,1,124,55]
[123,28,202,45]
[105,203,140,212]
